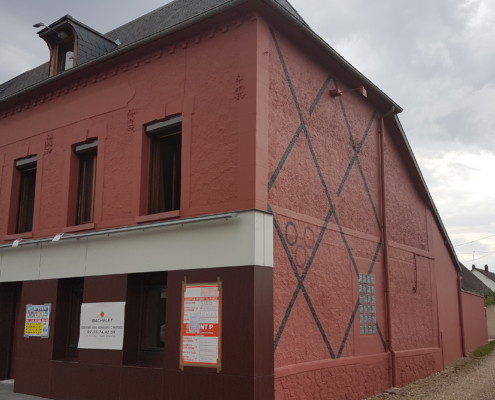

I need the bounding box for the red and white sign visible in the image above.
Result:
[180,282,222,370]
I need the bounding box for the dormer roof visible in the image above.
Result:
[37,15,117,71]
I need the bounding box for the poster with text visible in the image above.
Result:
[78,302,125,350]
[180,281,222,371]
[24,304,51,338]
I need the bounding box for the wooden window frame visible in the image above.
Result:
[124,272,167,367]
[140,281,167,352]
[57,40,75,73]
[15,156,37,234]
[48,29,77,76]
[146,116,182,215]
[74,140,97,225]
[53,278,84,361]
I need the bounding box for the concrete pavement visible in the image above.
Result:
[0,381,49,400]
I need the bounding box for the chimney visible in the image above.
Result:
[472,264,476,270]
[485,264,489,272]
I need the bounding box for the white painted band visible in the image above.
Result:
[0,210,273,282]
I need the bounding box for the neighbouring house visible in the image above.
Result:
[0,1,488,399]
[461,263,493,295]
[472,265,495,292]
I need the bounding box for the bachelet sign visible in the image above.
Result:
[78,302,126,350]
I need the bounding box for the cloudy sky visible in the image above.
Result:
[1,0,494,270]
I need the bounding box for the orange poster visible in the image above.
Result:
[180,281,222,371]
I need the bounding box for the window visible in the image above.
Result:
[141,279,167,351]
[146,116,182,214]
[124,272,167,366]
[15,156,37,234]
[53,278,84,360]
[57,40,74,73]
[74,140,97,225]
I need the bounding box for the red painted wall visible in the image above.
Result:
[461,291,488,353]
[1,12,274,400]
[262,16,472,399]
[0,13,265,242]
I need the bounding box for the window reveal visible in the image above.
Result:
[74,140,97,225]
[53,277,84,360]
[57,40,75,73]
[146,115,182,214]
[66,280,83,354]
[124,272,167,367]
[141,282,167,350]
[15,156,37,234]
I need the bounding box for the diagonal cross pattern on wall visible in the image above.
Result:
[268,28,387,358]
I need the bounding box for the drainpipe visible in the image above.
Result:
[378,106,397,387]
[457,275,467,356]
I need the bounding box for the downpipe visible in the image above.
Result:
[378,106,397,387]
[457,275,468,357]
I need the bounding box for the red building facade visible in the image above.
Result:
[0,1,487,399]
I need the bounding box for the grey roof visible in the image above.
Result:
[460,263,492,294]
[0,63,50,100]
[36,15,117,68]
[0,0,307,101]
[473,266,495,283]
[106,0,307,45]
[69,18,117,64]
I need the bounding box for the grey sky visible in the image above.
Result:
[1,0,494,269]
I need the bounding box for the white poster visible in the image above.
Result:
[78,302,125,350]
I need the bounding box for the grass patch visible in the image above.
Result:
[470,341,495,358]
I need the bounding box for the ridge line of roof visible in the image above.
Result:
[40,14,112,42]
[262,0,402,112]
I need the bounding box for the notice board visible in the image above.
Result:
[180,280,222,371]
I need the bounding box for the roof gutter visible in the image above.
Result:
[261,0,402,113]
[0,212,238,250]
[1,0,401,114]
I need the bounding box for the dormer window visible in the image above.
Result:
[56,34,75,73]
[36,15,117,78]
[36,23,77,77]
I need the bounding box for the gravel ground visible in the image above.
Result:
[365,351,495,400]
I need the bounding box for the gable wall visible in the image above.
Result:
[262,16,465,399]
